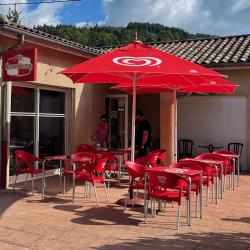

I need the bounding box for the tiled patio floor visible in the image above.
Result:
[0,174,250,249]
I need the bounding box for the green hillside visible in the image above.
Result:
[36,22,213,47]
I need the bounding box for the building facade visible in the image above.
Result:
[1,16,250,188]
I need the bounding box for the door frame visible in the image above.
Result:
[106,94,128,149]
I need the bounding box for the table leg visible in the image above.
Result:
[144,172,147,222]
[72,163,76,203]
[214,165,218,204]
[42,160,46,198]
[188,177,191,226]
[237,157,240,187]
[232,159,235,190]
[199,173,203,218]
[220,163,223,199]
[117,155,122,186]
[59,160,62,193]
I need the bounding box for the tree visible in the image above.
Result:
[7,5,21,24]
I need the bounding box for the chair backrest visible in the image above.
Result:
[147,170,188,194]
[150,149,166,165]
[94,157,109,176]
[76,144,93,153]
[214,150,234,155]
[171,161,202,171]
[196,153,226,161]
[195,153,231,171]
[15,150,39,170]
[124,160,145,179]
[178,139,193,159]
[94,150,117,161]
[147,151,161,165]
[178,159,213,177]
[228,143,243,157]
[71,152,96,172]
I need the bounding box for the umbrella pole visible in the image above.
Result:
[131,76,136,162]
[173,90,177,162]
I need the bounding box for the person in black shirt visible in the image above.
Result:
[135,110,152,157]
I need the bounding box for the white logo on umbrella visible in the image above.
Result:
[113,56,162,67]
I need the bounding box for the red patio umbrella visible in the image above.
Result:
[61,38,237,161]
[111,77,238,94]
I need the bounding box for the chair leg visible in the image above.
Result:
[104,182,109,203]
[124,192,129,211]
[144,199,149,223]
[63,175,66,194]
[23,173,28,190]
[195,194,198,218]
[206,186,209,207]
[177,205,181,230]
[72,176,75,203]
[108,170,112,188]
[93,184,99,206]
[211,183,214,203]
[13,175,18,191]
[31,175,34,195]
[89,182,92,198]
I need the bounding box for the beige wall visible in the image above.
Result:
[218,68,250,170]
[0,35,108,155]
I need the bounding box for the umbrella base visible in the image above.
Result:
[116,198,144,207]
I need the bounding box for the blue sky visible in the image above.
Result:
[1,0,250,36]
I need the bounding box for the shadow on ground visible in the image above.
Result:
[0,190,29,217]
[222,217,250,224]
[93,232,250,250]
[54,204,142,226]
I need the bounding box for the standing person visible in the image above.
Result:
[135,110,152,157]
[92,114,109,149]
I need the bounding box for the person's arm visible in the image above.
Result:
[141,130,148,147]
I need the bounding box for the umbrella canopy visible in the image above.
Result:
[111,77,238,94]
[61,39,237,161]
[61,40,224,84]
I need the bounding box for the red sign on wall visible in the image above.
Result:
[2,48,37,82]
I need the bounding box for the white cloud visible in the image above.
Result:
[76,20,106,28]
[0,0,66,26]
[101,0,250,35]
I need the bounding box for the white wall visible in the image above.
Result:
[177,96,247,170]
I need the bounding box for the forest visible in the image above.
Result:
[36,22,213,47]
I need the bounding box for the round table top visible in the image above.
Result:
[146,166,203,176]
[43,155,67,160]
[213,153,240,159]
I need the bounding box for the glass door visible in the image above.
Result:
[106,95,128,149]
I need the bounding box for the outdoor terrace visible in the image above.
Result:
[0,174,249,249]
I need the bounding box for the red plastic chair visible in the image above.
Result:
[145,170,189,229]
[179,159,214,206]
[72,156,109,205]
[156,149,167,165]
[94,150,119,186]
[196,153,232,192]
[76,144,93,153]
[169,161,202,215]
[135,150,160,167]
[63,152,96,195]
[124,161,146,209]
[14,150,42,194]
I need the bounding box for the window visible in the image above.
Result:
[10,86,67,176]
